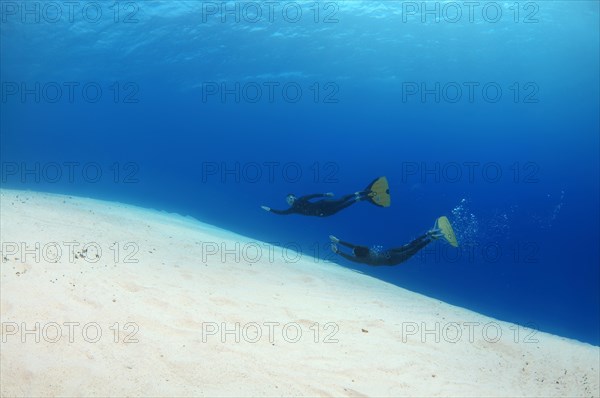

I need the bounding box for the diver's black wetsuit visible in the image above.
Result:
[268,193,369,217]
[334,233,434,266]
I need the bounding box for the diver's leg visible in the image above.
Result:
[333,199,360,213]
[402,238,432,258]
[393,234,429,252]
[340,192,373,203]
[331,192,369,214]
[390,234,433,263]
[339,194,356,202]
[317,198,356,216]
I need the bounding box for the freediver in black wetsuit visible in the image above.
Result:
[261,177,390,217]
[261,192,370,217]
[329,216,458,266]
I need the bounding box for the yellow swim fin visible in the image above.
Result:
[365,176,391,207]
[435,216,458,247]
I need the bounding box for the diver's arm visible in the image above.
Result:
[330,235,362,250]
[338,240,361,250]
[261,206,296,215]
[331,242,375,265]
[269,208,297,215]
[331,244,363,264]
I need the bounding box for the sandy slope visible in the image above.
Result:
[0,189,598,397]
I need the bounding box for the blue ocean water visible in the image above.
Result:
[1,1,598,345]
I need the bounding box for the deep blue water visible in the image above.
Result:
[1,1,598,345]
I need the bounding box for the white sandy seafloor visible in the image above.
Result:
[0,189,598,397]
